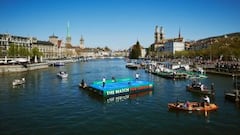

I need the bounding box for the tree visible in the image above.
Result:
[104,46,111,51]
[31,47,43,57]
[18,46,30,56]
[129,41,142,59]
[7,43,18,57]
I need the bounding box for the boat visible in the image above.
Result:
[57,71,68,78]
[225,89,240,102]
[168,101,218,111]
[54,62,64,66]
[186,81,214,95]
[154,71,187,80]
[125,62,140,69]
[12,78,25,86]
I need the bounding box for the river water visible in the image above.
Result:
[0,58,239,135]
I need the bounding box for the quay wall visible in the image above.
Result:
[0,63,49,74]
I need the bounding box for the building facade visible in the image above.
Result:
[0,34,33,56]
[164,40,185,55]
[149,26,185,56]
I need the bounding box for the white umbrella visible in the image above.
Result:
[16,58,27,62]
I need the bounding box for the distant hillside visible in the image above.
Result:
[181,32,240,60]
[198,32,240,42]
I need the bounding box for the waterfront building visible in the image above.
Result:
[0,33,34,56]
[32,40,55,59]
[148,26,185,57]
[0,33,66,60]
[164,40,185,55]
[49,33,59,46]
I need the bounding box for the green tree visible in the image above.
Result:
[0,48,2,56]
[7,43,18,57]
[31,47,43,57]
[104,46,111,51]
[18,46,30,56]
[129,41,142,59]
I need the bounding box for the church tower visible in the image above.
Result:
[155,25,160,43]
[66,21,72,45]
[160,26,164,42]
[177,27,183,42]
[79,35,84,49]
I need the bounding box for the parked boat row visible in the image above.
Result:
[142,61,207,80]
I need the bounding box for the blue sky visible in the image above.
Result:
[1,0,240,50]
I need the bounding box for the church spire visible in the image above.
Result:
[178,27,181,38]
[66,21,72,45]
[67,21,70,38]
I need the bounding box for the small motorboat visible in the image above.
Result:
[57,71,68,78]
[225,89,240,102]
[12,78,25,86]
[186,81,214,95]
[125,62,140,69]
[168,101,218,111]
[54,62,64,66]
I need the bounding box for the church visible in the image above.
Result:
[150,25,185,55]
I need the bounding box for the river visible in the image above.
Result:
[0,58,239,135]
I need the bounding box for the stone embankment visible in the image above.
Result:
[0,63,49,74]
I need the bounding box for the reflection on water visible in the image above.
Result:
[79,87,153,104]
[12,84,25,89]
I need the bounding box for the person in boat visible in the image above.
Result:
[102,77,106,87]
[112,76,116,82]
[81,79,87,88]
[192,80,197,87]
[175,100,181,107]
[203,95,210,105]
[200,84,204,91]
[183,101,190,109]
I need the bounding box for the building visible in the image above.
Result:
[149,26,185,56]
[164,40,185,55]
[0,33,33,56]
[49,34,59,46]
[32,40,55,59]
[150,25,165,51]
[0,33,65,60]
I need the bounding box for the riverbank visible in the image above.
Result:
[0,63,49,74]
[206,69,240,77]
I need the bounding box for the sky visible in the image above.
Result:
[1,0,240,50]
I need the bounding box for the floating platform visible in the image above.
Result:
[87,78,153,97]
